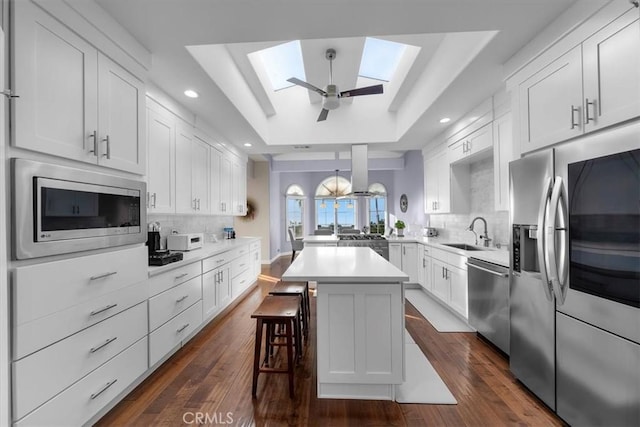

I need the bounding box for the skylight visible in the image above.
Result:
[256,40,306,91]
[359,37,407,82]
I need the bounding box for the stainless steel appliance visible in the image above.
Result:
[167,233,204,251]
[12,159,146,259]
[337,234,389,260]
[467,257,510,355]
[509,121,639,426]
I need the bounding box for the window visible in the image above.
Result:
[314,174,357,233]
[254,40,306,91]
[366,183,387,234]
[358,37,407,82]
[285,184,305,240]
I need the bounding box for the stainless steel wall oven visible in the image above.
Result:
[12,159,146,259]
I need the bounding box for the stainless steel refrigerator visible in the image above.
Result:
[509,121,640,426]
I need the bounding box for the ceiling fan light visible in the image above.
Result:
[323,94,340,110]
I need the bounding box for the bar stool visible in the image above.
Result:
[269,281,310,340]
[251,295,301,398]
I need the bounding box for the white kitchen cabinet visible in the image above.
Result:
[175,125,210,214]
[231,155,247,215]
[429,247,469,319]
[493,111,514,212]
[146,106,175,213]
[447,123,493,165]
[209,146,224,215]
[582,8,640,133]
[518,5,639,154]
[202,266,230,321]
[518,46,583,153]
[13,1,145,174]
[420,245,432,292]
[388,242,418,283]
[220,153,233,214]
[250,241,261,279]
[424,148,468,214]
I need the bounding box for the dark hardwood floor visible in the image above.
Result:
[97,257,564,426]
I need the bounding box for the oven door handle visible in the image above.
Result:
[536,177,554,301]
[546,176,569,305]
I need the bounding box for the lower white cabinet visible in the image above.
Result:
[202,266,230,321]
[148,276,202,332]
[16,337,148,426]
[149,300,202,367]
[420,246,432,292]
[388,242,419,283]
[429,247,469,319]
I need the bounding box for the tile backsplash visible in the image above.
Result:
[429,157,510,248]
[147,214,234,247]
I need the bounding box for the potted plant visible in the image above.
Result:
[394,220,406,237]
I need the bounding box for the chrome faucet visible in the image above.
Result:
[468,216,492,247]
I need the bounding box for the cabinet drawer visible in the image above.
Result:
[149,300,202,367]
[14,279,148,360]
[13,246,146,327]
[231,253,251,278]
[202,252,231,274]
[13,302,147,420]
[229,244,250,260]
[250,240,260,252]
[430,247,451,263]
[15,337,147,426]
[148,261,201,296]
[232,269,253,298]
[149,276,202,332]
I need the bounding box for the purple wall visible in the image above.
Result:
[392,151,426,231]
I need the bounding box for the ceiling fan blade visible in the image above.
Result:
[287,77,326,96]
[317,108,329,122]
[340,84,383,98]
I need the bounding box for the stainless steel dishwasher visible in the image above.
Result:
[466,257,510,355]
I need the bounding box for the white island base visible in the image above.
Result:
[282,247,409,400]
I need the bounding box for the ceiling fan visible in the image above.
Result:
[287,48,384,122]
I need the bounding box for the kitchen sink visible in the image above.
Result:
[442,243,484,251]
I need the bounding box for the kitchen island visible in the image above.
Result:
[282,246,409,400]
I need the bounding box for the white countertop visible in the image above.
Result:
[302,235,339,243]
[386,236,510,268]
[148,237,259,277]
[281,246,409,283]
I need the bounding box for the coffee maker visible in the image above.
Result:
[147,222,183,266]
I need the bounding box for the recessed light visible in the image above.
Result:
[439,117,451,124]
[184,89,199,98]
[243,143,252,147]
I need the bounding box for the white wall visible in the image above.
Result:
[234,160,270,262]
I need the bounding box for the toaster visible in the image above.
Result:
[167,233,204,251]
[424,227,438,237]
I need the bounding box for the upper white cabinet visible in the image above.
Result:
[424,148,469,214]
[232,156,247,215]
[493,112,514,212]
[517,6,639,153]
[447,123,493,165]
[175,125,210,214]
[210,147,234,215]
[146,106,175,213]
[13,1,145,174]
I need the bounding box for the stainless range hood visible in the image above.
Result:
[349,144,377,197]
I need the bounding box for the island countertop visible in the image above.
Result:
[281,246,409,283]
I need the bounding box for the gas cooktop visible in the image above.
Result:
[338,234,386,240]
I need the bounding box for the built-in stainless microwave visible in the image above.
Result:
[12,159,146,259]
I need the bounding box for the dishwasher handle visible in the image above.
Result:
[466,262,509,278]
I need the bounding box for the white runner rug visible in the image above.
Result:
[405,289,474,333]
[395,330,457,404]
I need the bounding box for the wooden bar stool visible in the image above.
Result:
[251,295,301,398]
[269,281,310,341]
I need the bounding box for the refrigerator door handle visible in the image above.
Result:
[536,176,554,301]
[546,177,569,305]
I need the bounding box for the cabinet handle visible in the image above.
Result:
[89,303,118,317]
[570,105,580,129]
[175,273,189,280]
[216,259,225,264]
[102,135,111,159]
[90,379,118,400]
[176,323,190,333]
[176,294,189,303]
[198,198,201,210]
[445,268,449,280]
[89,271,117,281]
[585,98,595,124]
[89,130,98,156]
[89,336,118,353]
[152,192,157,208]
[442,266,444,278]
[467,140,471,152]
[403,246,405,255]
[193,198,198,210]
[423,258,425,268]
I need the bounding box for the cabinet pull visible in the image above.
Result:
[175,272,189,280]
[152,192,157,208]
[423,258,425,268]
[89,303,118,316]
[89,130,98,156]
[90,379,118,400]
[90,271,117,281]
[176,323,190,333]
[176,294,189,303]
[89,336,118,353]
[102,135,111,159]
[193,198,198,210]
[198,198,201,210]
[570,105,580,129]
[585,98,595,124]
[239,263,246,268]
[216,259,225,264]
